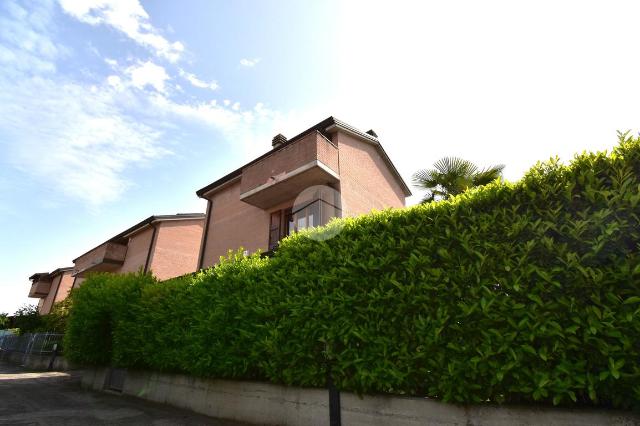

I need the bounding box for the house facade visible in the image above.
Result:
[24,117,409,312]
[196,117,411,268]
[72,213,205,287]
[28,268,74,315]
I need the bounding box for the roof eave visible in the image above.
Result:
[195,117,339,198]
[28,272,50,281]
[324,121,412,197]
[195,115,412,199]
[197,174,242,199]
[72,213,205,262]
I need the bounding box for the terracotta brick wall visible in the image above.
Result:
[148,219,204,280]
[201,181,271,268]
[240,132,339,194]
[74,242,128,275]
[40,271,75,315]
[119,226,154,274]
[316,133,340,173]
[73,249,96,274]
[72,276,84,289]
[55,271,74,303]
[39,274,60,315]
[199,127,406,268]
[335,132,406,216]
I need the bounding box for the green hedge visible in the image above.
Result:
[65,133,640,409]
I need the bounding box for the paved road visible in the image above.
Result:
[0,362,248,425]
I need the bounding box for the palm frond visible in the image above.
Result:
[413,156,505,203]
[412,169,441,188]
[433,157,478,177]
[420,191,436,203]
[473,164,505,186]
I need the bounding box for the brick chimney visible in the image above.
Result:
[272,133,287,148]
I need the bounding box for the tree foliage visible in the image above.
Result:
[413,157,504,203]
[12,304,42,333]
[0,312,8,329]
[66,133,640,409]
[41,297,74,333]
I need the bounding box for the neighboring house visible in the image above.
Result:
[72,213,205,287]
[196,116,411,268]
[28,268,74,315]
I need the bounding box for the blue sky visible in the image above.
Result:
[1,0,640,313]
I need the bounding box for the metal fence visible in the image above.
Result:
[0,332,63,364]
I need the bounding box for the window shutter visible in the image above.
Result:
[282,208,292,238]
[268,210,281,251]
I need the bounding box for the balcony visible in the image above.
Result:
[73,241,128,277]
[239,131,340,209]
[28,276,52,298]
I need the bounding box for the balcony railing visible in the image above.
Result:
[73,241,128,277]
[239,131,340,209]
[28,279,51,298]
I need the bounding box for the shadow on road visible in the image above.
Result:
[0,361,249,425]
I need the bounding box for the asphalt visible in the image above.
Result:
[0,362,249,425]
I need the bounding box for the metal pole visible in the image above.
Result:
[327,364,341,426]
[48,343,59,371]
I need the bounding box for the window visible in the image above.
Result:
[288,189,341,233]
[268,188,342,251]
[268,207,292,251]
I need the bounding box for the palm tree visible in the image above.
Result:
[412,157,504,203]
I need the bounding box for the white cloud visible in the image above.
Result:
[125,60,169,93]
[0,1,171,206]
[0,75,170,205]
[145,92,330,164]
[106,74,122,88]
[0,0,64,74]
[57,0,184,62]
[0,0,288,208]
[179,68,218,91]
[239,57,260,67]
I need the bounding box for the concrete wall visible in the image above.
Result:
[82,368,640,426]
[148,219,204,280]
[3,351,72,371]
[334,131,406,217]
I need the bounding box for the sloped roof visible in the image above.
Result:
[72,213,205,262]
[28,267,73,282]
[196,116,411,198]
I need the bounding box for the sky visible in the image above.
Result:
[1,0,640,314]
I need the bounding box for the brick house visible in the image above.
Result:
[71,213,205,287]
[196,117,411,268]
[28,268,74,315]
